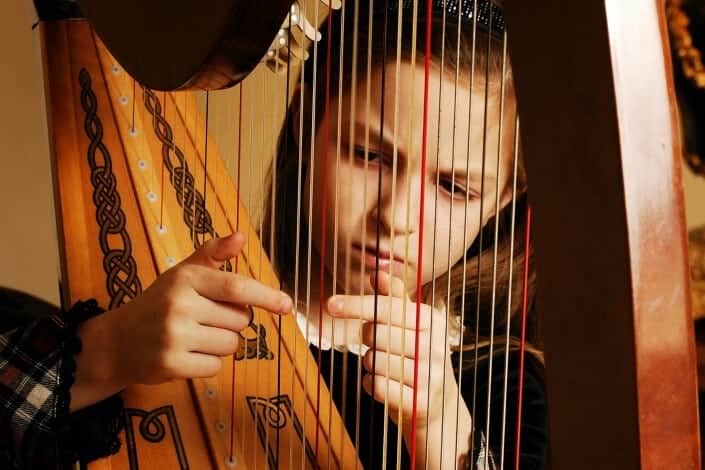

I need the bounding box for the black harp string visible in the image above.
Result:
[243,77,253,464]
[344,1,363,467]
[339,0,354,463]
[228,83,244,466]
[292,1,307,467]
[447,0,467,466]
[499,113,520,470]
[469,0,492,465]
[268,54,279,468]
[277,13,292,465]
[330,0,348,467]
[303,0,320,465]
[131,78,136,133]
[371,0,390,463]
[401,1,422,468]
[256,62,267,470]
[436,0,451,467]
[202,91,210,248]
[160,92,167,231]
[361,0,376,464]
[484,8,506,468]
[316,0,334,463]
[457,0,481,468]
[390,1,409,467]
[385,0,405,466]
[353,0,374,463]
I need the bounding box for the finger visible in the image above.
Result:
[361,323,435,358]
[187,325,240,357]
[362,349,427,388]
[362,374,427,418]
[371,271,409,299]
[192,297,252,332]
[184,233,245,269]
[189,265,293,314]
[327,295,431,329]
[169,351,223,379]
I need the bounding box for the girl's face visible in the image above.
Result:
[305,60,515,296]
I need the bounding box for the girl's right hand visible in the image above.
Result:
[72,233,291,410]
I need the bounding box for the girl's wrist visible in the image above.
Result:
[71,311,126,411]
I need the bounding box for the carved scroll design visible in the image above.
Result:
[78,68,142,308]
[123,406,190,470]
[247,395,317,469]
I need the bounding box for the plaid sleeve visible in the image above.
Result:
[0,300,123,469]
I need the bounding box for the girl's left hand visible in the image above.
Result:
[326,271,459,433]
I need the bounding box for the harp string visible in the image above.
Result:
[343,2,363,467]
[382,0,407,467]
[371,0,391,464]
[227,83,244,465]
[455,0,484,468]
[513,202,531,470]
[403,1,421,468]
[447,0,470,465]
[498,113,520,470]
[159,92,167,232]
[292,0,306,466]
[278,16,294,464]
[391,2,412,468]
[483,12,506,468]
[408,0,434,466]
[303,0,321,465]
[437,0,451,466]
[315,0,334,460]
[468,0,491,465]
[202,91,210,248]
[332,0,348,467]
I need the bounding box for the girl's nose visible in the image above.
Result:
[372,175,421,235]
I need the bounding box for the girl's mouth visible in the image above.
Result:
[351,242,410,277]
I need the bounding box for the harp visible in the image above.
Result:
[37,0,700,469]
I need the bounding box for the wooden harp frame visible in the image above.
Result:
[37,0,701,468]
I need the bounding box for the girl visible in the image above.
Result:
[264,1,547,469]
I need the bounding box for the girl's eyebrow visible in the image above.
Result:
[345,122,398,155]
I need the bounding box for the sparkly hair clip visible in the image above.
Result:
[385,0,506,35]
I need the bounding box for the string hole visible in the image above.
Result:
[156,224,167,235]
[206,388,216,398]
[267,50,275,57]
[111,64,120,74]
[137,160,147,170]
[166,256,176,267]
[216,421,226,433]
[119,95,129,105]
[225,456,237,468]
[147,191,157,202]
[129,127,139,137]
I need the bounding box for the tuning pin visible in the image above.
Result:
[282,2,322,42]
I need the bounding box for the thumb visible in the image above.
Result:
[371,271,409,299]
[184,233,245,269]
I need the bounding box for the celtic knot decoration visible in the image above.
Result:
[142,89,232,273]
[78,68,142,308]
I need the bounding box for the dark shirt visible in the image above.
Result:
[313,346,547,469]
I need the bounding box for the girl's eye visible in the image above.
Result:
[440,179,469,198]
[354,147,382,164]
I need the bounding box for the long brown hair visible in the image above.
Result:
[263,5,542,368]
